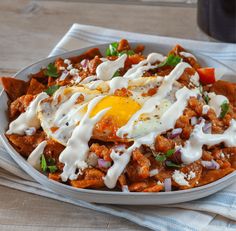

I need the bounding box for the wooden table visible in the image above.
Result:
[0,1,210,230]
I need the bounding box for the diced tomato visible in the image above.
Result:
[197,67,215,85]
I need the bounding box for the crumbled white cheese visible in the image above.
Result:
[24,127,36,136]
[196,181,199,185]
[187,171,196,180]
[220,152,225,159]
[190,73,200,87]
[157,181,164,186]
[59,66,65,71]
[67,64,73,71]
[64,59,71,65]
[69,68,79,76]
[202,105,210,115]
[172,170,190,186]
[149,169,159,177]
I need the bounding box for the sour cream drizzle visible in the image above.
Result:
[208,93,229,117]
[179,51,197,61]
[27,141,47,170]
[96,54,127,81]
[117,62,192,138]
[59,96,110,181]
[104,86,197,188]
[181,119,236,164]
[7,92,48,135]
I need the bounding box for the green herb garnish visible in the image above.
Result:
[157,54,181,68]
[118,50,135,56]
[155,148,175,163]
[44,63,59,78]
[40,154,47,172]
[47,165,58,173]
[219,100,229,118]
[165,160,181,168]
[155,155,167,162]
[106,42,119,56]
[165,149,175,157]
[106,42,135,57]
[203,93,210,104]
[112,70,120,78]
[44,85,60,96]
[40,154,58,173]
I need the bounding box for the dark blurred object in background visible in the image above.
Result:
[197,0,236,43]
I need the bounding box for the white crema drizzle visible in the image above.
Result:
[104,86,197,188]
[59,96,110,181]
[117,62,192,138]
[7,92,48,135]
[96,54,127,81]
[27,141,47,170]
[181,119,236,164]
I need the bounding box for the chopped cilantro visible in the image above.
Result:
[157,54,181,68]
[219,100,229,118]
[40,154,47,172]
[155,155,166,162]
[106,42,135,57]
[47,165,58,173]
[203,93,210,104]
[112,70,120,78]
[118,50,135,56]
[44,63,59,78]
[40,154,58,173]
[44,85,60,96]
[165,149,175,157]
[106,42,119,56]
[155,149,175,163]
[165,160,181,168]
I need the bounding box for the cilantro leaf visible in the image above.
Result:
[106,42,135,57]
[112,70,120,78]
[48,165,58,173]
[219,100,229,118]
[155,155,166,162]
[157,54,181,68]
[44,85,60,96]
[44,63,59,78]
[165,149,175,157]
[203,93,210,104]
[106,42,119,56]
[165,160,181,168]
[118,50,135,56]
[155,149,175,163]
[40,154,47,172]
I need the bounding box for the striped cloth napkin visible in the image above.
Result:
[1,24,236,231]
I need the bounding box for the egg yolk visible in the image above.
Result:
[90,96,141,128]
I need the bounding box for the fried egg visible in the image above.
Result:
[38,77,178,145]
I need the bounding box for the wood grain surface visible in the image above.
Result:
[0,0,210,230]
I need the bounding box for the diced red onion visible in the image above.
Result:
[98,158,111,168]
[190,116,198,126]
[59,70,69,81]
[80,59,89,69]
[122,185,130,192]
[164,178,172,192]
[201,160,220,169]
[149,169,159,177]
[24,127,36,136]
[203,122,212,134]
[168,128,182,139]
[169,148,182,164]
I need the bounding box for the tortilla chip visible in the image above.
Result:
[0,77,28,101]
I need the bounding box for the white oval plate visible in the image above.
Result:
[0,43,236,205]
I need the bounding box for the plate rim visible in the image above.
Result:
[1,42,236,201]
